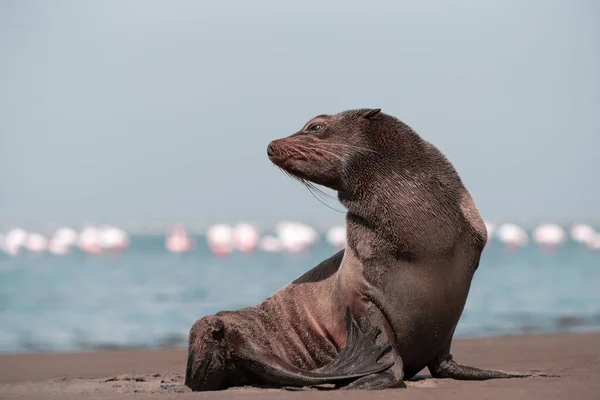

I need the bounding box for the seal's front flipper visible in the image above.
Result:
[428,350,549,380]
[338,354,406,390]
[235,307,392,388]
[313,308,393,376]
[336,307,406,390]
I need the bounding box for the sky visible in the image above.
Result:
[1,0,599,230]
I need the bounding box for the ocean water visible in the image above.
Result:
[0,235,599,354]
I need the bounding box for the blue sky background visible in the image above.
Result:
[1,0,599,230]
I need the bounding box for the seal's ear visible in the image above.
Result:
[362,109,381,120]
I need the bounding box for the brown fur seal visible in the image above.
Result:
[185,108,537,391]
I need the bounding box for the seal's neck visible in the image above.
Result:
[338,139,468,259]
[339,135,447,213]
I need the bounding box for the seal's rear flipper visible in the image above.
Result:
[428,353,555,380]
[235,307,393,387]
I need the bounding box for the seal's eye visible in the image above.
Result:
[307,123,325,132]
[212,329,224,341]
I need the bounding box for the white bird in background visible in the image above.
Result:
[166,223,195,254]
[532,223,567,251]
[232,223,259,253]
[205,224,233,256]
[48,239,71,255]
[276,221,318,254]
[587,234,600,250]
[24,233,48,254]
[48,227,78,255]
[275,221,300,253]
[2,228,28,256]
[258,235,282,253]
[99,225,130,252]
[53,227,78,246]
[296,223,319,248]
[570,223,597,248]
[496,223,529,252]
[78,226,102,254]
[326,225,346,250]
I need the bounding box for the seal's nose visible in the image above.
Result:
[267,143,275,157]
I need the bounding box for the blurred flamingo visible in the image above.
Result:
[232,223,259,253]
[166,224,195,254]
[532,224,566,252]
[496,223,528,252]
[326,225,346,251]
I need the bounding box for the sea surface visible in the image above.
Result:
[0,235,599,354]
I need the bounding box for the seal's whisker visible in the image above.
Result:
[304,181,338,201]
[280,146,293,160]
[288,145,313,161]
[287,138,375,155]
[276,166,344,213]
[280,168,304,187]
[284,140,345,162]
[326,143,377,154]
[293,143,345,162]
[300,180,345,213]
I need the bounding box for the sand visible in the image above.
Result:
[1,332,599,400]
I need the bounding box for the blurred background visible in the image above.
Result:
[1,0,599,353]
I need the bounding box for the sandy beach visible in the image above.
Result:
[1,332,599,400]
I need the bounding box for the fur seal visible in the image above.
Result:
[185,108,535,391]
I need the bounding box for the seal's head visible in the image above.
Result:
[268,109,376,191]
[185,315,229,391]
[267,108,424,195]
